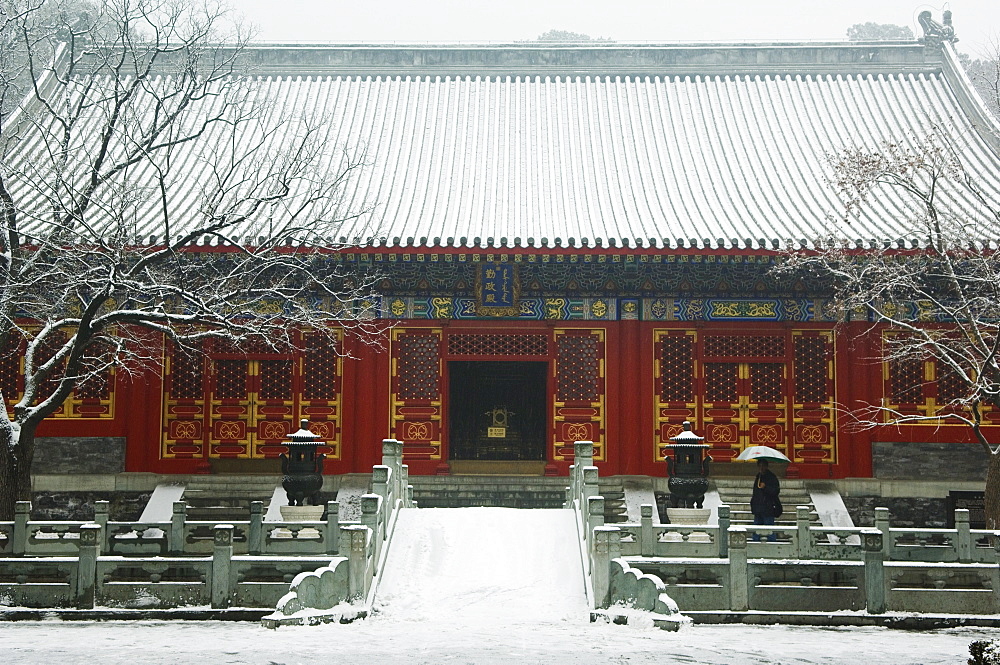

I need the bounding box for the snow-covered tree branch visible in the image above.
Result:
[777,130,1000,526]
[0,0,383,519]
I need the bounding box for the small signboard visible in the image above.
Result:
[946,490,986,529]
[476,262,519,317]
[487,427,506,438]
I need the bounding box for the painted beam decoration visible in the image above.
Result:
[383,296,834,321]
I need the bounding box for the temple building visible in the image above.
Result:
[5,26,1000,488]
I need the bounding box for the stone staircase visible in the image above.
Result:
[711,477,821,528]
[146,473,633,524]
[409,475,568,509]
[176,476,285,522]
[598,479,629,524]
[408,475,629,524]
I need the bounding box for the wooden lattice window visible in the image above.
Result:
[556,334,600,401]
[170,351,204,400]
[447,333,549,357]
[659,334,694,403]
[794,335,830,404]
[937,365,968,405]
[75,369,110,400]
[398,333,440,400]
[704,335,785,358]
[259,359,293,399]
[303,336,338,400]
[0,334,22,401]
[34,330,69,403]
[215,359,247,399]
[705,363,739,402]
[74,340,114,400]
[750,363,783,403]
[889,357,924,404]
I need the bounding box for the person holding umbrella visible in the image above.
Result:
[750,459,781,542]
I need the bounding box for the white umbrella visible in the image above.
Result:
[735,445,791,463]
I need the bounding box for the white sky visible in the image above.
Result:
[231,0,998,56]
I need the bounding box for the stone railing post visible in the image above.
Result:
[574,440,594,471]
[381,438,398,468]
[325,500,340,555]
[248,501,264,555]
[640,504,654,556]
[955,509,972,563]
[343,524,369,601]
[796,505,811,558]
[93,501,110,553]
[592,526,621,609]
[76,523,102,609]
[211,524,234,609]
[381,439,405,499]
[717,505,731,558]
[407,485,414,508]
[992,533,1000,611]
[565,463,576,507]
[361,494,381,570]
[874,507,891,559]
[372,466,390,502]
[587,496,605,542]
[728,526,748,611]
[361,494,380,537]
[401,464,410,505]
[582,466,599,503]
[862,528,885,614]
[170,501,187,555]
[13,500,30,555]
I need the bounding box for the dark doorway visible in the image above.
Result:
[448,361,547,461]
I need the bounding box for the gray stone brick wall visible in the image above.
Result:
[872,441,988,481]
[32,437,126,474]
[30,491,152,521]
[842,496,949,528]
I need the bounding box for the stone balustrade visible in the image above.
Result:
[0,439,413,615]
[571,459,1000,616]
[610,505,997,564]
[1,499,351,558]
[262,438,412,627]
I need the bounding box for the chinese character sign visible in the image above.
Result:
[476,262,519,316]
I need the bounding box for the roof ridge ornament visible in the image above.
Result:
[918,10,957,46]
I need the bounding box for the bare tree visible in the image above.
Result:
[534,29,612,42]
[961,45,1000,119]
[777,132,1000,526]
[846,22,915,41]
[0,0,382,519]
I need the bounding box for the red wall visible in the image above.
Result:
[32,320,995,478]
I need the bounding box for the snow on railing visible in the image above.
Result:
[566,441,1000,615]
[261,438,412,627]
[0,439,414,615]
[566,441,686,628]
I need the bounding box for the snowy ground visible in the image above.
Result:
[3,617,995,664]
[3,507,998,664]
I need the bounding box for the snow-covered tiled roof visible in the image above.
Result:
[8,41,1000,250]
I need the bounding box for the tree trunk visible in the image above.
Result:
[0,420,35,521]
[985,451,1000,530]
[0,449,18,521]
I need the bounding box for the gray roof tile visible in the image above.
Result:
[7,43,1000,249]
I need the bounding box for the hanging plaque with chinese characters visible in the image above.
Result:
[476,262,519,317]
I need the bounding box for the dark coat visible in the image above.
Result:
[750,468,781,518]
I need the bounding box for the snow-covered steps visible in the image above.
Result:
[408,474,631,525]
[598,479,629,524]
[374,507,588,622]
[710,478,818,526]
[409,475,567,509]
